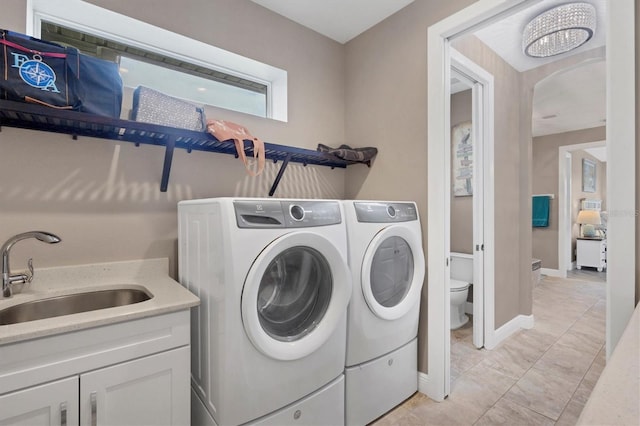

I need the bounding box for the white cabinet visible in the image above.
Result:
[577,238,607,272]
[0,311,191,426]
[0,377,79,426]
[80,347,189,426]
[0,348,188,426]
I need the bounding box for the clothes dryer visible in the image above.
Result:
[342,201,425,426]
[178,198,352,426]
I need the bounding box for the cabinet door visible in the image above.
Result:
[0,376,79,426]
[80,346,189,426]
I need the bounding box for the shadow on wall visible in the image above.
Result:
[0,145,195,209]
[234,161,343,199]
[0,138,346,213]
[0,129,346,278]
[344,158,375,198]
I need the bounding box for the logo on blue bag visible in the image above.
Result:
[11,53,61,93]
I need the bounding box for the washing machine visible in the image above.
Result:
[342,201,425,426]
[178,198,352,426]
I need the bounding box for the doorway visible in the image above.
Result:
[426,0,636,402]
[450,50,494,352]
[448,49,494,395]
[558,140,608,279]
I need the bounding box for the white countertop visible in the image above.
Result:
[0,258,199,345]
[578,303,640,425]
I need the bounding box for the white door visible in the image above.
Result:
[451,49,493,352]
[80,346,190,426]
[361,225,425,320]
[471,77,485,350]
[241,231,351,361]
[0,377,78,426]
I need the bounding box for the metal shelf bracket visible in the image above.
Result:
[268,154,292,197]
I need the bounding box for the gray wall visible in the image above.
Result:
[450,89,474,254]
[0,0,347,279]
[531,127,607,269]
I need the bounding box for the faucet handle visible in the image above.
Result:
[27,258,34,283]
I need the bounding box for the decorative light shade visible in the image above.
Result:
[576,209,601,225]
[523,2,596,58]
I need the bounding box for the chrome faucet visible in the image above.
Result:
[2,231,61,298]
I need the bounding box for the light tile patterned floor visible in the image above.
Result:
[371,275,606,426]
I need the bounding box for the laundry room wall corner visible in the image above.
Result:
[344,0,478,375]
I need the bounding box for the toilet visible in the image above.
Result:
[449,252,473,330]
[450,279,470,329]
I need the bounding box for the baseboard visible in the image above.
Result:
[486,314,535,349]
[541,268,564,277]
[418,372,444,402]
[520,314,535,329]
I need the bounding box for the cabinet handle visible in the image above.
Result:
[60,402,67,426]
[90,391,97,426]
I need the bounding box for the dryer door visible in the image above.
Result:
[361,225,425,320]
[241,231,351,361]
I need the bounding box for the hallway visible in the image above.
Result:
[373,275,606,425]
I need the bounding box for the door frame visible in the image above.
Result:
[602,0,636,358]
[450,49,495,350]
[426,0,636,401]
[558,140,607,276]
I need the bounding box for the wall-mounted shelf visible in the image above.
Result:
[0,99,352,196]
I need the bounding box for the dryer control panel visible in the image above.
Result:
[234,200,341,228]
[353,202,418,223]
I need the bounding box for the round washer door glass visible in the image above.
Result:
[242,232,351,361]
[370,236,414,307]
[257,246,332,341]
[362,225,425,320]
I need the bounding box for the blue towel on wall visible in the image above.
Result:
[532,196,550,227]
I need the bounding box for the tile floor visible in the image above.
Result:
[372,274,606,425]
[567,267,606,283]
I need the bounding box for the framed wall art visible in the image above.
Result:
[582,158,596,193]
[452,121,473,196]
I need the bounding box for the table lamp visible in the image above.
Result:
[576,210,601,238]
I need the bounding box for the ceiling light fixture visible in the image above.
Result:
[523,2,596,58]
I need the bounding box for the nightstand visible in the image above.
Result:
[576,238,607,272]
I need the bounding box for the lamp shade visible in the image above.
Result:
[576,209,601,225]
[523,2,596,58]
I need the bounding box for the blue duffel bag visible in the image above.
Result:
[0,29,81,110]
[1,28,123,118]
[76,52,123,118]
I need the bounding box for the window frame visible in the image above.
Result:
[26,0,288,122]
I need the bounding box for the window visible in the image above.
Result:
[40,22,268,117]
[28,0,288,121]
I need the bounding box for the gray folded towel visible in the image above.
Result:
[317,144,377,165]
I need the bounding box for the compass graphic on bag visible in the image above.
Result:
[18,54,57,90]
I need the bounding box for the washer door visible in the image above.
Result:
[242,232,351,361]
[361,225,425,320]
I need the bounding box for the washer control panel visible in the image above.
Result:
[234,200,341,228]
[353,202,418,223]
